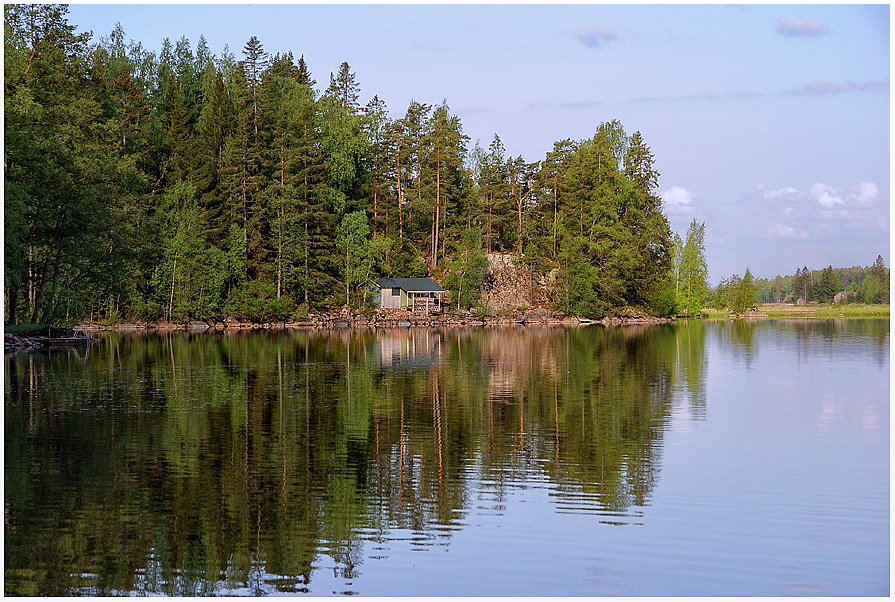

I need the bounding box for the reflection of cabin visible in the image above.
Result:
[377,329,441,367]
[376,278,447,314]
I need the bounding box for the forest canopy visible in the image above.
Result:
[6,5,686,323]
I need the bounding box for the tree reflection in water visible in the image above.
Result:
[5,323,709,595]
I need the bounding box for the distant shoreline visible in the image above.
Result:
[705,304,889,320]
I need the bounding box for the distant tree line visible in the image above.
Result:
[6,5,697,324]
[749,255,889,306]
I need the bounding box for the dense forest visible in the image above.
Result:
[5,4,683,324]
[5,6,885,327]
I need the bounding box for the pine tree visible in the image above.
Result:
[792,266,811,304]
[326,61,360,113]
[363,95,391,235]
[422,101,468,268]
[295,54,315,88]
[815,265,839,303]
[242,35,268,139]
[537,139,573,258]
[160,72,195,186]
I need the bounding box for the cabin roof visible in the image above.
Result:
[377,277,446,292]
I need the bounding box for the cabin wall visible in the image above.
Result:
[380,287,404,309]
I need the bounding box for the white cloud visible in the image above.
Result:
[809,183,843,208]
[659,185,695,215]
[776,17,830,37]
[761,181,883,212]
[852,181,880,205]
[762,186,799,200]
[766,223,809,239]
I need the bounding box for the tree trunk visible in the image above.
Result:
[553,175,558,257]
[433,146,441,269]
[7,282,20,324]
[30,219,64,324]
[169,252,178,321]
[277,157,284,299]
[373,175,378,235]
[304,219,309,305]
[277,203,283,299]
[38,247,64,325]
[396,148,403,240]
[345,232,350,306]
[29,248,52,324]
[487,192,493,253]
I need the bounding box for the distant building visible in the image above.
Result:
[376,278,447,314]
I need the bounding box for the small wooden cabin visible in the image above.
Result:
[377,278,447,314]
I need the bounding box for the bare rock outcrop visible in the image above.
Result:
[481,252,555,312]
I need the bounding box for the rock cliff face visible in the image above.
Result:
[481,253,557,312]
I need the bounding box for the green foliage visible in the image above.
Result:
[4,11,683,324]
[337,210,373,306]
[675,220,708,316]
[442,227,490,309]
[224,279,293,320]
[813,265,840,303]
[751,256,889,306]
[861,255,890,304]
[720,268,757,315]
[727,268,757,315]
[4,4,147,324]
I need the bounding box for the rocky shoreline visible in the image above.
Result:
[5,327,101,352]
[74,307,674,333]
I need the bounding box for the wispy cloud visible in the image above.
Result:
[762,186,799,200]
[764,181,883,210]
[776,17,830,37]
[766,223,809,239]
[632,90,767,104]
[795,79,889,96]
[659,185,696,215]
[847,80,890,92]
[575,25,619,48]
[526,99,603,111]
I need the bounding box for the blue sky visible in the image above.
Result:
[65,3,890,282]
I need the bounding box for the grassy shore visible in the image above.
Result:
[760,303,888,318]
[4,323,48,334]
[703,304,889,319]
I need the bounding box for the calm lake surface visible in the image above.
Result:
[4,319,889,596]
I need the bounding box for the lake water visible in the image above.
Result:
[4,319,889,596]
